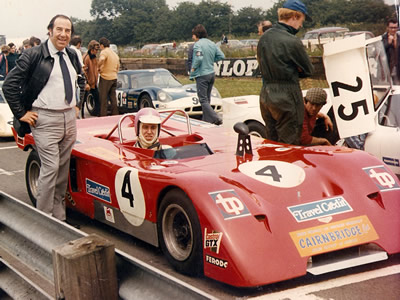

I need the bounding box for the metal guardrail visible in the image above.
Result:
[0,192,216,300]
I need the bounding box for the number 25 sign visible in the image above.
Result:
[323,35,376,138]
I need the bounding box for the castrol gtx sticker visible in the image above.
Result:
[209,189,251,220]
[363,165,400,191]
[288,196,352,223]
[204,228,223,254]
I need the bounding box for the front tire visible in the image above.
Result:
[139,94,154,109]
[85,92,98,116]
[25,150,41,207]
[157,189,203,276]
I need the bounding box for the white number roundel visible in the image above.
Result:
[115,167,146,226]
[238,161,305,188]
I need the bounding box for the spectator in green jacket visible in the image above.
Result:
[257,0,313,145]
[190,24,225,125]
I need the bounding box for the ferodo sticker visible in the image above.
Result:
[238,161,305,188]
[205,255,228,269]
[289,215,379,257]
[363,165,400,191]
[115,167,146,226]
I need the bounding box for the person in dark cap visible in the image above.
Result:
[300,88,333,146]
[257,0,313,145]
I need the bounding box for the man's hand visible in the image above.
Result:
[85,83,91,91]
[20,111,38,127]
[75,106,80,118]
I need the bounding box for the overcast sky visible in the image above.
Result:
[1,0,397,45]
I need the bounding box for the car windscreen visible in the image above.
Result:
[133,71,182,89]
[367,40,391,109]
[153,143,213,159]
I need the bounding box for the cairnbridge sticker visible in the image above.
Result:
[289,215,379,257]
[287,196,353,223]
[238,161,306,188]
[115,167,146,226]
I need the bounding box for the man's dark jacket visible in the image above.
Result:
[3,40,85,125]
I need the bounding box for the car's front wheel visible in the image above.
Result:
[139,94,154,109]
[25,150,41,207]
[85,92,98,116]
[157,189,203,276]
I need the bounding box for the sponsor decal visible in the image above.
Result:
[86,178,111,203]
[289,215,379,257]
[383,157,400,167]
[104,206,115,223]
[214,58,258,77]
[287,196,352,223]
[363,165,400,191]
[205,254,228,269]
[204,228,223,254]
[209,189,251,220]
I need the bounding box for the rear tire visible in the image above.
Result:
[157,189,203,276]
[25,150,41,207]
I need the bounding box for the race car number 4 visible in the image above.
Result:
[238,161,305,188]
[115,167,146,226]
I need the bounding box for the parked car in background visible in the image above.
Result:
[0,82,14,137]
[302,27,349,51]
[240,39,258,47]
[110,44,119,54]
[216,39,245,49]
[151,43,176,57]
[114,68,222,117]
[122,46,138,54]
[344,31,375,39]
[134,44,159,56]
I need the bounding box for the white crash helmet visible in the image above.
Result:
[134,108,162,136]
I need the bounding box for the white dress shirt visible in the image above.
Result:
[32,39,77,110]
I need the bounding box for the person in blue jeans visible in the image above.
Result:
[190,24,225,125]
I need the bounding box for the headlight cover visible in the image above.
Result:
[157,90,172,102]
[211,88,221,98]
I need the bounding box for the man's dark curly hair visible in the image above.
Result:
[192,24,208,39]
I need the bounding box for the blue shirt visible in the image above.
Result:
[190,38,225,79]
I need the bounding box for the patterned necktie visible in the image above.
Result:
[57,51,73,104]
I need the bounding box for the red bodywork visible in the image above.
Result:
[14,113,400,287]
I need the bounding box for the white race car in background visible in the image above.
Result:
[222,90,332,139]
[222,34,400,178]
[0,81,13,137]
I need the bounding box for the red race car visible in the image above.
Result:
[15,110,400,287]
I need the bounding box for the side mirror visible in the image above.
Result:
[234,122,252,156]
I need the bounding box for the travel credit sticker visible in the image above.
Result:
[289,215,378,257]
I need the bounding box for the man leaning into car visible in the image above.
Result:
[2,15,85,223]
[257,0,313,145]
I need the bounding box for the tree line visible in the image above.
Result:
[73,0,396,47]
